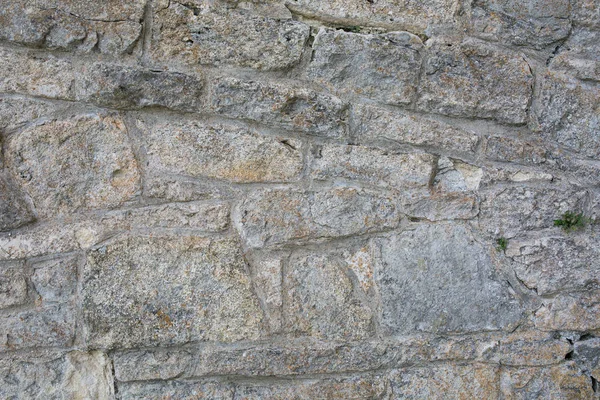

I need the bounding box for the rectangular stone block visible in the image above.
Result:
[0,0,145,55]
[151,1,309,70]
[351,103,479,155]
[82,234,265,348]
[235,188,401,248]
[5,113,141,220]
[0,264,28,309]
[417,38,534,124]
[307,29,422,105]
[118,380,234,400]
[208,76,348,138]
[374,223,524,335]
[550,28,600,82]
[139,117,304,183]
[534,290,600,332]
[484,135,549,165]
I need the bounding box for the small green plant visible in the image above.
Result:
[554,211,588,232]
[496,237,508,252]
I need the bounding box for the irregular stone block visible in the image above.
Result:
[283,246,376,340]
[469,0,571,49]
[75,64,205,112]
[310,144,435,189]
[0,350,114,399]
[0,224,81,260]
[417,38,534,124]
[433,157,483,192]
[114,349,195,382]
[235,188,401,248]
[140,117,303,183]
[0,96,65,132]
[533,71,600,159]
[0,172,35,232]
[151,1,309,70]
[484,135,549,165]
[534,291,600,332]
[478,187,588,237]
[246,252,286,332]
[144,175,237,202]
[550,28,600,83]
[374,223,524,335]
[500,363,594,399]
[208,76,348,138]
[388,364,500,398]
[571,0,600,28]
[82,234,264,348]
[307,29,422,105]
[118,380,234,400]
[285,0,459,35]
[5,113,141,219]
[352,103,479,155]
[573,337,600,379]
[0,0,145,55]
[30,255,78,303]
[507,231,600,295]
[480,331,572,366]
[0,265,28,309]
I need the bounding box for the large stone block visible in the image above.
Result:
[235,188,401,248]
[150,0,309,70]
[533,71,600,159]
[208,76,348,138]
[0,172,35,232]
[469,0,571,49]
[82,234,264,348]
[283,246,376,340]
[5,113,141,219]
[307,29,423,105]
[0,0,145,55]
[534,291,600,332]
[549,27,600,83]
[285,0,459,35]
[417,38,533,124]
[374,223,524,335]
[140,117,303,183]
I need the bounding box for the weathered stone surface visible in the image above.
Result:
[481,331,572,366]
[0,0,145,55]
[144,175,237,202]
[141,117,303,183]
[0,350,114,399]
[82,234,264,348]
[285,0,459,35]
[533,70,600,159]
[469,0,571,49]
[0,171,35,232]
[433,157,483,192]
[235,188,401,248]
[118,380,234,400]
[246,252,285,332]
[500,363,595,399]
[478,187,588,237]
[5,113,141,219]
[550,28,600,83]
[534,291,600,332]
[506,230,600,295]
[484,135,549,165]
[311,144,434,189]
[0,224,81,260]
[75,64,205,112]
[283,246,376,340]
[352,103,480,155]
[30,255,78,303]
[571,0,600,28]
[417,38,534,124]
[0,96,64,132]
[374,223,524,335]
[307,29,422,105]
[151,0,309,70]
[573,337,600,379]
[388,364,500,398]
[0,264,28,309]
[208,76,348,138]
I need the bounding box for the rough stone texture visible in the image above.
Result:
[307,29,423,105]
[417,37,534,124]
[2,0,599,397]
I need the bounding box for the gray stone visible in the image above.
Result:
[388,364,500,398]
[118,380,234,400]
[417,38,534,124]
[571,0,600,28]
[0,96,65,132]
[144,175,237,202]
[307,29,423,105]
[484,135,549,165]
[5,113,141,219]
[550,28,600,83]
[533,70,600,159]
[75,64,205,112]
[469,0,571,49]
[534,290,600,332]
[30,255,78,303]
[235,188,401,248]
[0,172,35,232]
[0,0,145,55]
[82,234,264,348]
[310,144,435,189]
[352,103,480,155]
[374,223,524,335]
[573,337,600,379]
[140,117,304,183]
[245,252,285,332]
[285,0,459,35]
[151,0,309,70]
[283,246,376,340]
[0,265,28,309]
[208,76,348,138]
[0,350,114,399]
[0,223,81,260]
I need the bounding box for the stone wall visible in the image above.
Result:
[1,0,599,398]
